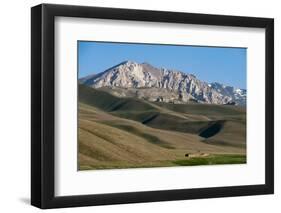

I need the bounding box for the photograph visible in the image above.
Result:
[29,3,274,209]
[78,41,247,170]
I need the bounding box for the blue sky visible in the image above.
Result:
[78,41,246,89]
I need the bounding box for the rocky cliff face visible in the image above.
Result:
[80,61,246,105]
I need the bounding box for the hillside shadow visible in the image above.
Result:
[199,121,224,138]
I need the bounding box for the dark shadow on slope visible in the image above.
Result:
[199,121,224,138]
[142,113,159,124]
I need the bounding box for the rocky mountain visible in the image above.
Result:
[80,60,246,105]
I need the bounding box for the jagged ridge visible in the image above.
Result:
[80,61,246,105]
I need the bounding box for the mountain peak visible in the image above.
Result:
[79,61,246,105]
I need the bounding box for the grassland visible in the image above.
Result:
[173,154,246,166]
[78,84,246,170]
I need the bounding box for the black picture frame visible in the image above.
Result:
[31,3,274,209]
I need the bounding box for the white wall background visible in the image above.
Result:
[0,0,279,212]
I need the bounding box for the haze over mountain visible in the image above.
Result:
[79,61,246,105]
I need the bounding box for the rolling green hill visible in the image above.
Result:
[78,84,246,170]
[79,84,155,112]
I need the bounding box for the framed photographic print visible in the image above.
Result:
[31,3,274,209]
